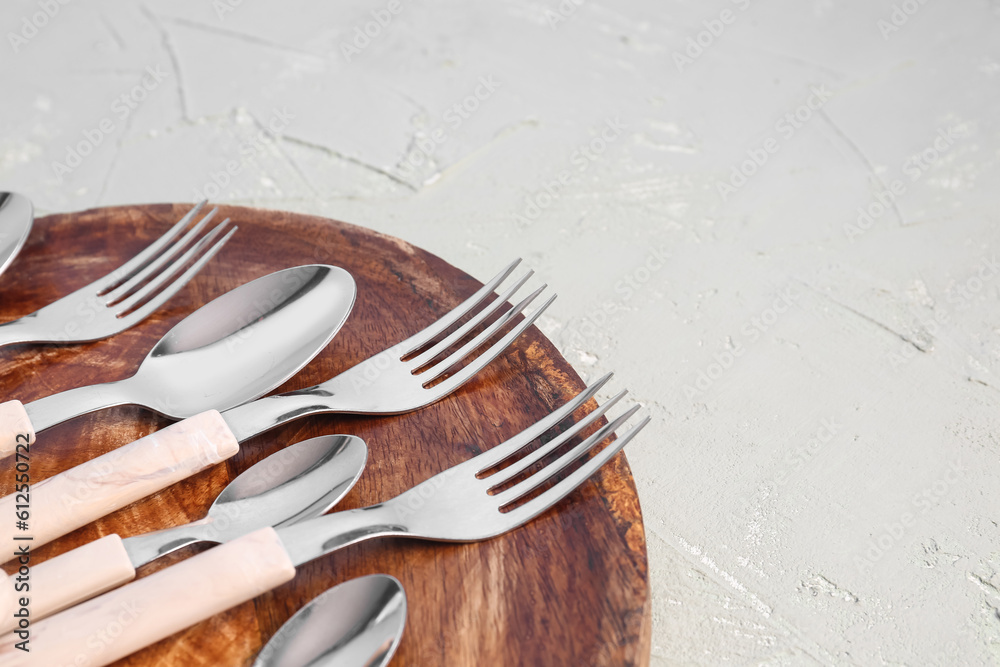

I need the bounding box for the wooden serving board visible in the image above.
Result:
[0,204,650,666]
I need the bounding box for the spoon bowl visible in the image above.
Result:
[121,433,369,567]
[255,574,406,667]
[0,192,33,278]
[137,264,356,416]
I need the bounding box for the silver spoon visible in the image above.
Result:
[0,192,33,278]
[254,574,406,667]
[124,433,368,565]
[14,264,356,436]
[5,433,368,631]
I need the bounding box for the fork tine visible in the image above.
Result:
[499,414,649,525]
[98,201,207,293]
[398,259,521,358]
[468,373,613,471]
[425,292,556,398]
[419,285,549,385]
[105,207,218,303]
[486,389,628,486]
[114,222,236,319]
[408,269,534,369]
[492,404,642,506]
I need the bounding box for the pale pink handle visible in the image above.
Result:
[0,410,239,562]
[0,400,34,460]
[0,534,136,634]
[0,527,296,666]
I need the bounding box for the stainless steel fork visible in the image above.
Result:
[0,201,235,348]
[277,372,649,552]
[219,258,556,441]
[11,376,648,667]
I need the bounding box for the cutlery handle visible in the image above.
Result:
[221,386,339,442]
[0,410,239,561]
[119,516,214,569]
[0,318,41,349]
[0,534,135,633]
[0,527,295,667]
[0,400,34,460]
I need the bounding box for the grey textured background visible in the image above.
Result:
[3,1,1000,664]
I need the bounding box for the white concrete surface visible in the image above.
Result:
[3,1,1000,664]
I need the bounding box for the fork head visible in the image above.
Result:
[385,373,649,541]
[27,202,235,343]
[323,259,556,413]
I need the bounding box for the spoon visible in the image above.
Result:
[254,575,406,667]
[0,433,368,632]
[0,263,356,457]
[0,192,33,278]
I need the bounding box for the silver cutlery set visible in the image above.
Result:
[0,195,648,666]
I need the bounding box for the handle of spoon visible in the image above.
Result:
[0,534,136,633]
[0,410,239,560]
[0,528,295,667]
[20,379,134,437]
[0,382,134,460]
[0,400,34,459]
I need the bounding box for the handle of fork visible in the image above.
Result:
[220,385,342,442]
[0,317,43,348]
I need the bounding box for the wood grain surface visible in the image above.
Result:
[0,204,650,666]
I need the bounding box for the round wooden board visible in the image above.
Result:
[0,204,650,666]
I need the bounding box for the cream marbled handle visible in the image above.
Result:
[0,534,136,634]
[0,410,239,563]
[0,527,295,667]
[0,400,35,460]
